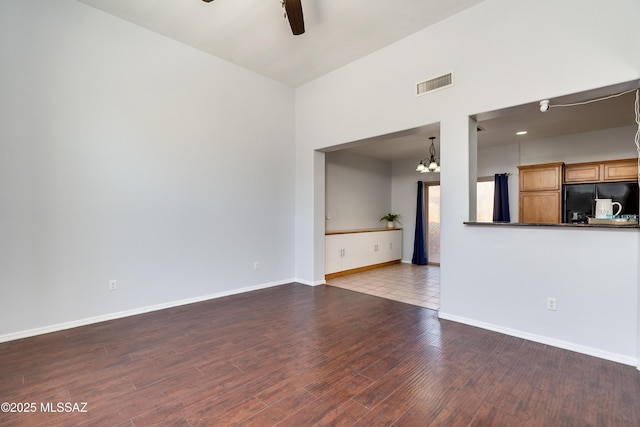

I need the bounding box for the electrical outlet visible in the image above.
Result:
[109,280,118,291]
[254,262,261,270]
[547,297,557,311]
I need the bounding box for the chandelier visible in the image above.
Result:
[416,136,440,173]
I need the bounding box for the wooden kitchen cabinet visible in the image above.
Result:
[603,158,638,181]
[564,162,600,183]
[519,191,562,223]
[519,159,637,225]
[519,162,563,192]
[564,158,638,183]
[518,162,563,224]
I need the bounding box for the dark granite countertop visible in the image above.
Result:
[464,221,640,229]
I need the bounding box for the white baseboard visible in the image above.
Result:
[296,278,326,286]
[438,311,639,368]
[0,278,296,344]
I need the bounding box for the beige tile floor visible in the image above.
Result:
[326,263,440,310]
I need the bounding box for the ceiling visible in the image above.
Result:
[77,0,639,162]
[78,0,485,87]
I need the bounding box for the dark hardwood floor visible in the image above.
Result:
[1,283,639,426]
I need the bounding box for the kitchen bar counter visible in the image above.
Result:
[464,221,640,229]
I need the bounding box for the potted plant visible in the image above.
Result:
[380,213,402,228]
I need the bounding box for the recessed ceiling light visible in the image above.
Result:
[516,131,528,135]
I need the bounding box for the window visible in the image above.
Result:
[476,178,495,222]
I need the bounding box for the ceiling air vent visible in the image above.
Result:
[416,72,453,96]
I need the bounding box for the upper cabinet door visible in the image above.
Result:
[564,162,601,183]
[603,158,638,182]
[518,163,563,192]
[564,159,638,183]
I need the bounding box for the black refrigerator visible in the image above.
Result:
[563,181,639,223]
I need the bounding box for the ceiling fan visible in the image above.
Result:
[201,0,305,36]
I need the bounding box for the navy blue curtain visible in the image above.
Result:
[412,181,428,265]
[493,173,511,222]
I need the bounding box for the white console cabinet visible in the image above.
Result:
[325,228,402,278]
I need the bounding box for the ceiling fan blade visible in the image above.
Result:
[284,0,305,35]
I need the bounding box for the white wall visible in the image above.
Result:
[325,151,391,231]
[477,143,520,179]
[295,0,640,364]
[0,0,296,339]
[519,125,638,165]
